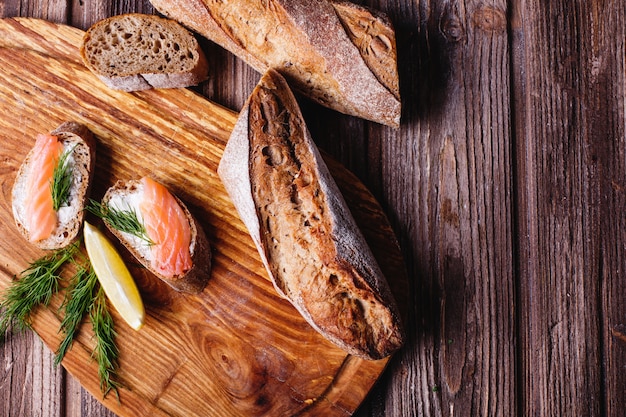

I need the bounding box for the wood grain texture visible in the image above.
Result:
[0,16,407,417]
[1,0,625,416]
[343,1,517,416]
[511,0,626,416]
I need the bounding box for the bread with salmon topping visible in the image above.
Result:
[218,70,403,359]
[12,122,96,250]
[100,178,211,294]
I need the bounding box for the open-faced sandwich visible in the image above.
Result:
[90,177,211,294]
[12,122,96,250]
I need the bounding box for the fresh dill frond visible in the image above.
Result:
[86,199,154,245]
[0,242,124,401]
[51,144,77,211]
[91,286,121,400]
[55,266,98,365]
[0,243,79,341]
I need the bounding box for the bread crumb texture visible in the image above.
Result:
[83,14,202,77]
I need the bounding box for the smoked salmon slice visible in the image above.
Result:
[24,134,64,242]
[139,177,192,277]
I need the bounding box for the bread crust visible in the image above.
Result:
[149,0,401,127]
[218,70,403,359]
[80,13,209,91]
[12,122,96,250]
[101,179,211,294]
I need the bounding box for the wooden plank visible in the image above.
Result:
[0,3,88,416]
[0,17,407,417]
[340,1,516,416]
[594,5,626,416]
[511,0,626,415]
[0,330,65,417]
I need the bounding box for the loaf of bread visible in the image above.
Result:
[12,122,96,250]
[149,0,401,127]
[99,178,211,294]
[218,69,403,359]
[80,13,209,91]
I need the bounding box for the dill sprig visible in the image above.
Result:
[86,199,154,245]
[51,144,77,211]
[91,286,121,400]
[55,265,98,365]
[0,243,123,400]
[0,243,79,340]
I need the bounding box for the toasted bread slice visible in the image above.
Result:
[218,70,404,359]
[80,13,209,91]
[100,178,211,294]
[12,122,96,250]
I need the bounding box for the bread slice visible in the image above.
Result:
[218,70,404,359]
[149,0,401,127]
[100,179,211,294]
[80,13,209,91]
[12,122,96,250]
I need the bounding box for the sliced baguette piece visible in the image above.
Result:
[149,0,401,127]
[12,122,96,250]
[218,69,404,359]
[101,178,211,294]
[80,13,209,92]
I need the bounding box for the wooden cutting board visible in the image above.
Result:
[0,18,408,417]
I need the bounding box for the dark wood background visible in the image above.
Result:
[1,0,624,416]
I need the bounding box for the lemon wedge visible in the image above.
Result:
[84,221,145,330]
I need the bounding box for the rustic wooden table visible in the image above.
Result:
[1,1,624,416]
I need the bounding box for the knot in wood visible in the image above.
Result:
[439,8,465,43]
[472,6,507,33]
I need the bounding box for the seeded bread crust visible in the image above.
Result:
[149,0,401,127]
[80,13,209,91]
[101,179,212,294]
[12,122,96,250]
[218,70,404,359]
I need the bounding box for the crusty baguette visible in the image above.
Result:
[12,122,96,250]
[80,13,209,91]
[218,69,403,359]
[101,179,211,294]
[149,0,401,127]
